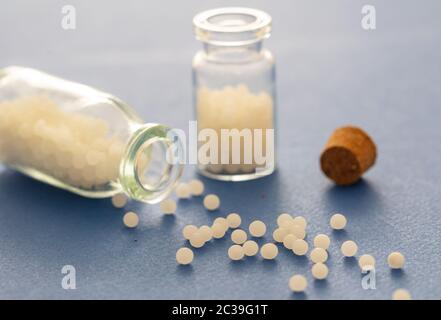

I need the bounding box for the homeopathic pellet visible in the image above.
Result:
[123,211,139,228]
[160,198,177,215]
[182,225,198,240]
[341,240,358,257]
[242,240,259,257]
[203,194,220,210]
[176,247,194,265]
[392,289,411,300]
[231,229,247,244]
[189,179,204,196]
[175,182,192,199]
[289,274,307,292]
[310,247,328,263]
[330,213,347,230]
[260,243,278,259]
[311,263,329,280]
[359,254,376,270]
[228,244,245,261]
[226,213,241,228]
[249,220,267,237]
[313,234,330,250]
[292,239,309,256]
[387,252,405,269]
[189,231,205,248]
[111,193,128,208]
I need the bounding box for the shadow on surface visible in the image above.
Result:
[176,265,194,277]
[313,279,329,289]
[0,169,119,222]
[197,170,283,217]
[323,179,383,216]
[0,168,129,269]
[343,256,357,269]
[390,268,406,280]
[290,292,307,300]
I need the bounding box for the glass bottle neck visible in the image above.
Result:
[203,42,263,62]
[119,123,183,203]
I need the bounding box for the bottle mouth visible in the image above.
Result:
[119,124,184,203]
[193,7,272,46]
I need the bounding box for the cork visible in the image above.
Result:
[320,126,377,185]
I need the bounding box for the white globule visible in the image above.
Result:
[341,240,358,257]
[197,85,274,174]
[277,213,293,227]
[213,217,229,232]
[182,225,198,240]
[292,216,307,229]
[123,212,139,228]
[278,219,293,230]
[313,234,330,250]
[288,224,306,240]
[211,223,227,239]
[387,252,405,269]
[330,213,347,230]
[111,193,128,208]
[283,234,296,250]
[392,289,411,300]
[358,254,376,270]
[176,247,194,265]
[175,182,192,199]
[249,220,267,237]
[311,263,329,280]
[289,274,307,292]
[199,225,213,242]
[231,229,247,245]
[273,227,289,243]
[292,239,309,256]
[160,199,177,214]
[226,213,241,229]
[228,245,245,261]
[260,243,278,260]
[0,96,125,188]
[189,232,206,248]
[310,247,328,263]
[242,240,259,257]
[189,179,204,196]
[203,194,220,211]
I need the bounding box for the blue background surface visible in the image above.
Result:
[1,0,440,299]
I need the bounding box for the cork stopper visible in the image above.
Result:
[320,126,377,185]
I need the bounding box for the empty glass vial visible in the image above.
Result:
[193,7,276,181]
[0,66,183,203]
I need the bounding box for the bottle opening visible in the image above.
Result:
[193,7,272,46]
[120,124,183,203]
[135,137,173,191]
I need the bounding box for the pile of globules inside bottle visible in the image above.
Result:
[0,96,124,189]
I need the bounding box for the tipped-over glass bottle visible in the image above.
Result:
[193,7,276,181]
[0,66,183,203]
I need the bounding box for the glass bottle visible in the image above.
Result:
[192,7,276,181]
[0,66,183,203]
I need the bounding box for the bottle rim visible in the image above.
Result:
[119,123,184,204]
[193,7,272,46]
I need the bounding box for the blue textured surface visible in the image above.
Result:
[1,0,441,299]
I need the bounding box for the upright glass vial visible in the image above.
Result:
[0,66,183,203]
[193,7,276,181]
